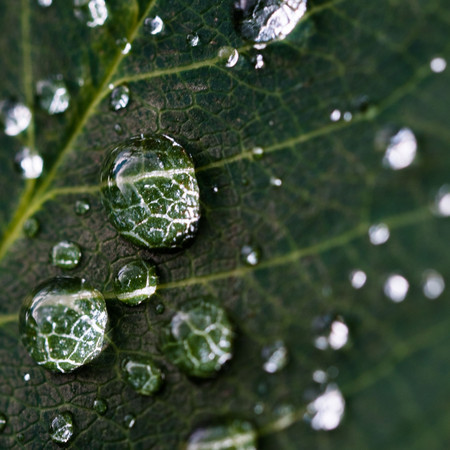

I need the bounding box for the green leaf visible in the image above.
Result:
[0,0,449,447]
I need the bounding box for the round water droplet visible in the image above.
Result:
[93,398,108,415]
[19,277,108,373]
[262,340,288,374]
[162,299,234,378]
[100,134,201,249]
[74,199,91,216]
[218,47,239,68]
[330,109,341,122]
[382,127,417,170]
[432,185,450,217]
[24,373,31,382]
[123,413,136,429]
[422,270,445,300]
[0,413,7,433]
[313,315,349,351]
[235,0,308,43]
[121,356,164,396]
[74,0,108,27]
[38,0,52,6]
[187,33,200,47]
[51,240,82,269]
[349,269,367,289]
[368,223,390,245]
[252,147,264,159]
[110,85,130,111]
[155,303,165,314]
[187,420,257,450]
[430,57,447,73]
[0,101,31,136]
[15,148,44,180]
[145,15,164,35]
[36,77,70,115]
[270,176,282,187]
[49,412,74,444]
[114,259,158,306]
[241,245,261,266]
[384,274,409,303]
[23,217,39,238]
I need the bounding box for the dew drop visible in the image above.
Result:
[235,0,308,43]
[123,413,136,429]
[23,217,40,238]
[218,47,239,68]
[432,185,450,217]
[349,269,367,289]
[368,223,390,245]
[119,40,132,55]
[430,57,447,73]
[384,274,409,303]
[155,303,165,314]
[24,373,31,382]
[187,420,257,450]
[422,270,445,300]
[313,316,349,351]
[110,85,130,111]
[0,101,32,136]
[0,413,6,433]
[114,123,124,135]
[38,0,52,6]
[36,77,70,115]
[145,15,164,35]
[93,398,108,415]
[74,0,108,28]
[49,412,74,444]
[382,127,417,170]
[252,147,264,159]
[312,369,328,384]
[100,134,201,249]
[162,299,234,378]
[74,199,91,216]
[51,241,82,269]
[330,109,341,122]
[187,33,200,47]
[254,53,265,69]
[19,277,108,372]
[241,245,261,266]
[262,340,288,374]
[15,148,44,179]
[343,111,352,122]
[121,356,164,396]
[270,176,282,187]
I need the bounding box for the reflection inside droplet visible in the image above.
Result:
[422,270,445,299]
[74,0,108,28]
[368,223,390,245]
[1,102,32,136]
[349,270,367,289]
[384,274,409,302]
[145,15,164,35]
[312,369,328,384]
[218,47,239,68]
[15,148,43,179]
[382,128,417,170]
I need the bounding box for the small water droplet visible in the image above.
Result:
[252,147,264,159]
[24,373,30,382]
[270,176,282,187]
[145,15,164,35]
[422,270,445,300]
[162,299,234,378]
[110,85,130,111]
[349,269,367,289]
[368,223,390,245]
[155,303,165,314]
[432,185,450,217]
[19,277,108,372]
[17,433,24,442]
[93,398,108,415]
[36,77,70,114]
[212,186,219,193]
[51,240,82,269]
[241,245,261,266]
[330,109,341,122]
[38,0,52,6]
[74,199,91,216]
[313,316,349,351]
[384,274,409,303]
[262,340,288,374]
[187,420,257,450]
[0,101,32,136]
[187,33,200,47]
[254,402,264,415]
[15,148,44,179]
[381,127,417,170]
[343,111,352,122]
[0,413,7,433]
[430,57,447,73]
[23,217,39,238]
[312,369,328,384]
[123,413,136,429]
[235,0,308,43]
[254,53,265,69]
[218,47,239,68]
[114,123,124,135]
[49,412,74,444]
[74,0,108,28]
[121,356,164,396]
[120,40,132,55]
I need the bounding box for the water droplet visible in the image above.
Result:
[162,299,234,378]
[17,433,24,442]
[74,199,91,216]
[330,109,341,122]
[343,111,352,122]
[422,270,445,299]
[114,259,158,306]
[305,384,345,431]
[114,123,124,135]
[145,15,164,35]
[23,217,39,238]
[236,0,308,43]
[119,39,132,55]
[432,185,450,217]
[93,398,108,415]
[241,245,261,266]
[349,269,367,289]
[252,147,264,159]
[19,277,108,372]
[254,54,265,69]
[270,176,282,187]
[430,57,447,73]
[0,413,6,433]
[121,356,164,396]
[15,148,44,179]
[212,186,219,193]
[0,101,31,136]
[254,402,264,414]
[187,420,257,450]
[384,274,409,303]
[100,134,201,249]
[74,0,108,27]
[262,340,288,373]
[123,413,136,429]
[51,241,82,269]
[110,85,130,111]
[368,223,390,245]
[313,316,349,351]
[312,369,328,384]
[49,412,74,444]
[187,33,200,47]
[36,77,70,115]
[382,128,417,170]
[24,373,31,382]
[38,0,52,6]
[218,47,239,68]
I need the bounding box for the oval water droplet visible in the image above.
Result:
[49,412,74,444]
[114,123,124,135]
[270,176,282,187]
[100,134,201,249]
[74,0,108,27]
[313,315,349,351]
[252,147,264,159]
[349,269,367,289]
[187,33,200,47]
[23,217,39,238]
[15,148,44,179]
[254,53,265,69]
[241,245,261,266]
[0,101,31,136]
[187,420,257,450]
[116,38,131,55]
[145,15,164,35]
[312,369,328,384]
[114,259,158,306]
[93,398,108,415]
[382,127,417,170]
[330,109,341,122]
[422,270,445,299]
[162,299,234,378]
[384,274,409,303]
[110,85,130,111]
[262,340,288,373]
[19,277,108,372]
[0,413,7,433]
[155,303,165,314]
[51,240,82,269]
[123,413,136,429]
[235,0,308,43]
[121,356,164,396]
[74,199,91,216]
[23,373,31,382]
[38,0,52,6]
[368,223,390,245]
[36,76,70,114]
[218,46,239,68]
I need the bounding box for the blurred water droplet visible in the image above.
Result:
[330,109,341,122]
[430,57,447,73]
[254,402,264,415]
[23,217,39,238]
[114,123,123,135]
[36,77,70,114]
[368,223,390,245]
[51,241,82,269]
[187,33,200,47]
[93,398,107,415]
[254,54,265,69]
[74,199,90,216]
[121,356,164,396]
[155,303,165,314]
[0,413,6,433]
[218,47,239,68]
[50,412,74,444]
[241,245,261,266]
[38,0,52,6]
[123,414,136,429]
[0,101,31,136]
[422,270,445,299]
[262,340,288,373]
[384,274,409,303]
[349,269,367,289]
[23,373,30,382]
[254,43,267,50]
[343,111,352,122]
[145,15,164,35]
[17,433,24,442]
[313,316,349,351]
[212,186,219,193]
[312,369,328,384]
[15,148,43,179]
[270,176,282,187]
[110,85,130,111]
[74,0,108,28]
[252,147,264,159]
[432,185,450,217]
[382,127,417,170]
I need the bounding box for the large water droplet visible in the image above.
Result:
[0,413,7,433]
[49,412,74,444]
[384,274,409,303]
[74,199,91,216]
[19,277,108,373]
[114,259,158,306]
[93,398,108,415]
[100,134,201,249]
[162,299,234,378]
[262,340,288,373]
[15,148,44,179]
[74,0,108,27]
[0,101,32,136]
[368,223,390,245]
[313,316,349,351]
[110,85,130,111]
[23,217,40,238]
[187,420,257,450]
[422,270,445,300]
[235,0,308,43]
[382,128,417,170]
[36,77,70,115]
[218,47,239,68]
[145,15,164,35]
[430,57,447,73]
[121,356,164,396]
[51,240,82,269]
